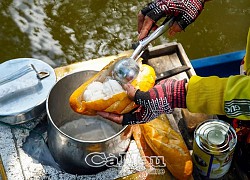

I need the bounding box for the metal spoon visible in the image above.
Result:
[112,17,174,84]
[0,64,50,85]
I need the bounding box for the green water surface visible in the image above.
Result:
[0,0,250,67]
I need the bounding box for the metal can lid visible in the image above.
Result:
[194,119,237,155]
[0,58,56,124]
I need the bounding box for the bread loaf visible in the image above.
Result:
[69,57,156,115]
[140,114,193,180]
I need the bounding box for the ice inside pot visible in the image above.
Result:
[59,116,119,141]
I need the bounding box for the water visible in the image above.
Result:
[60,118,117,141]
[0,0,250,67]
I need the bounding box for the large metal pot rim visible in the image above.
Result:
[46,71,129,144]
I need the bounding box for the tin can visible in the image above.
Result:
[192,119,237,179]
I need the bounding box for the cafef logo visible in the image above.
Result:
[85,152,166,168]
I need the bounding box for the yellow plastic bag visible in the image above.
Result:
[138,114,193,180]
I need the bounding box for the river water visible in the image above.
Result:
[0,0,250,67]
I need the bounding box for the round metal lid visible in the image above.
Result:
[194,119,237,154]
[0,58,56,124]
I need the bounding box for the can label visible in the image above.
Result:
[192,119,237,179]
[193,139,234,178]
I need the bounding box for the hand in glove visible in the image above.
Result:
[138,0,207,40]
[97,79,187,125]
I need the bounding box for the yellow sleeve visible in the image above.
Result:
[186,75,228,115]
[187,75,250,120]
[243,28,250,75]
[224,75,250,120]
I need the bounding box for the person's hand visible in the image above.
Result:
[97,79,187,125]
[138,0,206,40]
[96,111,123,124]
[96,83,137,125]
[122,83,137,100]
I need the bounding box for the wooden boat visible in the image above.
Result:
[191,50,246,77]
[0,42,247,180]
[55,43,247,180]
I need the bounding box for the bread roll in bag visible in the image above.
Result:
[69,57,156,115]
[141,114,193,180]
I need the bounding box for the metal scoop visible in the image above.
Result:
[112,17,174,84]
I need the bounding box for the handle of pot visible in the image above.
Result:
[0,64,34,85]
[130,17,174,61]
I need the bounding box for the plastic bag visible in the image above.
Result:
[134,114,193,180]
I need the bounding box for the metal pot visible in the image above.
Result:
[46,70,132,175]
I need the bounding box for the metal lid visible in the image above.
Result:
[194,119,237,155]
[0,58,56,124]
